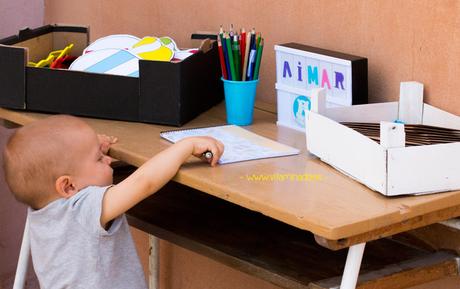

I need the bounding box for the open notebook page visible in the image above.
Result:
[160,125,300,164]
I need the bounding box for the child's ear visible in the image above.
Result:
[55,176,78,198]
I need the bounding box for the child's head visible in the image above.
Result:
[3,115,113,209]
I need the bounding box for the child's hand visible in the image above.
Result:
[98,134,118,154]
[180,136,224,166]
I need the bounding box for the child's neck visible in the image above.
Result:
[33,192,68,210]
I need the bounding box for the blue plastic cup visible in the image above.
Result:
[222,77,259,126]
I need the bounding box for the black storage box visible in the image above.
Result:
[0,25,223,126]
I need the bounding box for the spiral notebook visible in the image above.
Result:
[160,125,300,164]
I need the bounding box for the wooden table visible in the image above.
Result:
[2,105,460,289]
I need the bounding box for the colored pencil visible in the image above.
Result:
[224,34,236,80]
[219,25,224,39]
[253,38,264,80]
[221,32,231,80]
[217,37,228,79]
[232,35,241,80]
[247,29,257,80]
[242,31,251,81]
[229,24,234,37]
[217,25,263,82]
[240,28,246,72]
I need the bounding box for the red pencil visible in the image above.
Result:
[217,37,228,79]
[240,28,246,71]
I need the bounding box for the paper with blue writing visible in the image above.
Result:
[160,125,300,164]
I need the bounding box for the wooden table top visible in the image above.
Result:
[2,104,460,245]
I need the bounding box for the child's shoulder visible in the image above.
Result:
[72,185,112,206]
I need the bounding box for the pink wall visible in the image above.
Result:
[0,127,25,287]
[0,0,44,38]
[0,1,44,287]
[0,126,39,289]
[43,0,460,116]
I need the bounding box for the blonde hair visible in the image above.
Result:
[3,115,91,209]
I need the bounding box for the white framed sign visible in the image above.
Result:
[275,43,367,131]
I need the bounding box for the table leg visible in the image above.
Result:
[149,235,159,289]
[13,218,30,289]
[339,242,366,289]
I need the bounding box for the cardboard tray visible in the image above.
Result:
[305,82,460,196]
[0,24,223,126]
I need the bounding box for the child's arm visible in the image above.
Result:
[100,136,224,227]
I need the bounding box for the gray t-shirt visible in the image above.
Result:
[28,186,147,289]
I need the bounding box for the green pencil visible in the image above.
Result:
[232,35,240,80]
[253,38,264,80]
[225,34,236,81]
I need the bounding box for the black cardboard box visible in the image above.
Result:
[0,25,223,126]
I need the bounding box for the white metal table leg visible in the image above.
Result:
[13,217,30,289]
[149,235,159,289]
[339,242,366,289]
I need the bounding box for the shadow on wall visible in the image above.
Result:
[0,125,38,289]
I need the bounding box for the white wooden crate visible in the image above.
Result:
[305,82,460,196]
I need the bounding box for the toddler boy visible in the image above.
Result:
[3,115,224,289]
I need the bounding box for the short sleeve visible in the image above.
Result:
[71,186,123,236]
